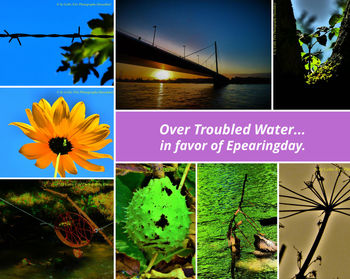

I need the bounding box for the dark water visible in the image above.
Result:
[0,241,113,279]
[116,83,271,109]
[197,164,277,279]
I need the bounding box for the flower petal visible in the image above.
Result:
[74,149,113,160]
[52,97,70,137]
[71,129,110,146]
[19,143,51,160]
[38,99,53,117]
[9,122,47,143]
[69,102,85,130]
[69,152,105,172]
[73,139,112,152]
[69,114,100,138]
[62,155,78,175]
[35,152,55,169]
[32,103,54,137]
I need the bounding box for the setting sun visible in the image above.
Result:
[153,70,171,80]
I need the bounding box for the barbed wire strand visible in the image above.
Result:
[0,196,55,228]
[0,27,113,46]
[0,196,112,232]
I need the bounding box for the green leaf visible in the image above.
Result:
[116,224,147,271]
[88,13,114,33]
[332,27,340,36]
[300,34,312,45]
[299,39,304,47]
[101,65,113,85]
[329,13,343,27]
[118,172,145,193]
[316,34,327,46]
[116,177,133,223]
[153,247,193,266]
[58,13,114,85]
[148,268,187,279]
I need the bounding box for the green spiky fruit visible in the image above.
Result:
[125,177,191,252]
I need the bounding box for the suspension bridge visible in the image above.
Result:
[116,29,229,84]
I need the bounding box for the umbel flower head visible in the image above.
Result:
[10,97,113,177]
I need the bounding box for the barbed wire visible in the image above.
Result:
[0,27,114,46]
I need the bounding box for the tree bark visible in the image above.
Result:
[274,0,305,80]
[321,0,350,84]
[274,0,305,108]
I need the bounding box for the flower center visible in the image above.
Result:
[49,137,73,155]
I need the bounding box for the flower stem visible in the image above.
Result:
[296,210,331,279]
[54,153,61,178]
[144,252,158,273]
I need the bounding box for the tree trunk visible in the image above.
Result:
[318,0,350,84]
[274,0,305,108]
[274,0,305,80]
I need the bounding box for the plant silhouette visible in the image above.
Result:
[57,13,114,85]
[280,164,350,279]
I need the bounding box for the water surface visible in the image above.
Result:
[116,83,271,109]
[198,164,277,279]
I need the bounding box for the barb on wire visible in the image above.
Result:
[0,27,114,46]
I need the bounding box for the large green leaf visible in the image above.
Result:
[116,224,148,271]
[116,178,133,223]
[316,34,327,46]
[118,172,146,192]
[329,13,343,27]
[152,247,193,268]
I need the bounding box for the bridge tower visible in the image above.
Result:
[214,41,218,74]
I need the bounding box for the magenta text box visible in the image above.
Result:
[116,111,350,162]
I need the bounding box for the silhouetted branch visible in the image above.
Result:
[280,184,323,206]
[330,168,342,203]
[280,202,317,208]
[280,193,322,206]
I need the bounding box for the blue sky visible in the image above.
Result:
[292,0,342,62]
[117,0,271,78]
[1,88,114,178]
[0,0,113,85]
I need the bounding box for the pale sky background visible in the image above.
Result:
[291,0,342,62]
[280,164,350,279]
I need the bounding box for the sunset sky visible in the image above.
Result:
[117,0,271,80]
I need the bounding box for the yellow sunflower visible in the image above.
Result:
[10,97,113,177]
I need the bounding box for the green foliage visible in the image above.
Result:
[57,13,114,85]
[306,62,340,85]
[92,192,114,221]
[124,177,191,253]
[329,14,343,27]
[116,177,133,223]
[117,165,196,276]
[0,180,113,226]
[297,8,344,76]
[116,224,148,271]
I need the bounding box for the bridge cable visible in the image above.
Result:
[184,43,214,58]
[202,52,215,66]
